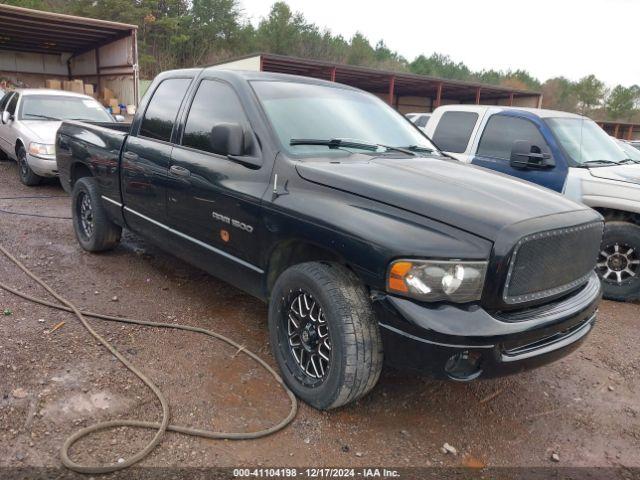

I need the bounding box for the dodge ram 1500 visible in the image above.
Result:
[56,68,603,409]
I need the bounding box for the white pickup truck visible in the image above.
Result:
[425,105,640,301]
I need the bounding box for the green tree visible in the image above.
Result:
[575,74,606,114]
[255,2,310,55]
[541,77,578,112]
[409,54,471,80]
[346,32,375,65]
[606,85,640,121]
[183,0,244,66]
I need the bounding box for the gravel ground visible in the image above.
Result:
[0,161,639,477]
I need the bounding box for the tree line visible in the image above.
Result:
[5,0,639,122]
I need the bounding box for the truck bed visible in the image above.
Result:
[88,121,132,133]
[56,120,130,199]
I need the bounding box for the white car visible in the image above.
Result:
[0,89,116,186]
[406,112,431,132]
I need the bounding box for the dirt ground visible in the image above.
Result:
[1,160,639,477]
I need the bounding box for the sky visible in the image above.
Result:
[239,0,639,87]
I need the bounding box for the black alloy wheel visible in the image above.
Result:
[71,177,121,252]
[285,289,332,382]
[77,191,95,241]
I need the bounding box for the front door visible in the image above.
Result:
[166,78,270,286]
[0,93,18,159]
[471,113,567,192]
[0,92,15,155]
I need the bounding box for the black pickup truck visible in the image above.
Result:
[56,68,603,409]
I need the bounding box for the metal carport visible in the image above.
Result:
[212,53,543,114]
[0,4,138,104]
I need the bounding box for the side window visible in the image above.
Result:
[0,92,13,111]
[477,115,550,160]
[432,111,478,153]
[415,115,430,128]
[182,80,249,154]
[6,93,19,115]
[139,78,191,142]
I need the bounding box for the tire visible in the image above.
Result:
[72,177,121,252]
[596,221,640,302]
[268,262,383,410]
[0,148,8,161]
[17,146,42,186]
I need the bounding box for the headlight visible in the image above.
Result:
[28,142,55,157]
[387,259,487,303]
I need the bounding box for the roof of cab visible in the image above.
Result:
[435,104,585,119]
[16,89,96,99]
[163,67,363,91]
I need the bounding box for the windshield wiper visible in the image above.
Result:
[580,159,620,167]
[619,158,640,164]
[23,113,60,121]
[290,138,417,156]
[403,145,435,154]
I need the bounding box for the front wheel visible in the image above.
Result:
[596,221,640,302]
[72,177,122,252]
[17,146,42,186]
[268,262,383,410]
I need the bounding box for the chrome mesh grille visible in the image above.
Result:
[504,222,603,304]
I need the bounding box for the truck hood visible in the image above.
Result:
[296,156,589,241]
[588,164,640,186]
[20,120,62,144]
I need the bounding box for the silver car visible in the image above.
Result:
[0,89,115,186]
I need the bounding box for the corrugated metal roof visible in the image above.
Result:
[212,53,541,100]
[0,4,136,55]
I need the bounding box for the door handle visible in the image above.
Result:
[123,151,138,161]
[170,165,191,177]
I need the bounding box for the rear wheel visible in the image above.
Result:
[596,221,640,302]
[268,262,383,410]
[17,146,42,186]
[72,177,121,252]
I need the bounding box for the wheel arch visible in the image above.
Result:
[264,239,354,297]
[14,138,25,157]
[70,162,93,189]
[593,207,640,226]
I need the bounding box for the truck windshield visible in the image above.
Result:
[545,117,628,166]
[615,139,640,162]
[251,81,436,156]
[20,95,113,122]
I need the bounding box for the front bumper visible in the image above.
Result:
[374,272,601,380]
[27,154,58,177]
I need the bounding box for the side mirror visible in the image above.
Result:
[510,140,555,169]
[1,111,11,124]
[114,114,125,122]
[210,123,262,168]
[210,122,245,156]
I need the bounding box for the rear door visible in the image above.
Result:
[471,113,566,192]
[167,77,269,270]
[430,110,479,162]
[121,77,192,237]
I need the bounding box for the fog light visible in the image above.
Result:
[444,350,483,381]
